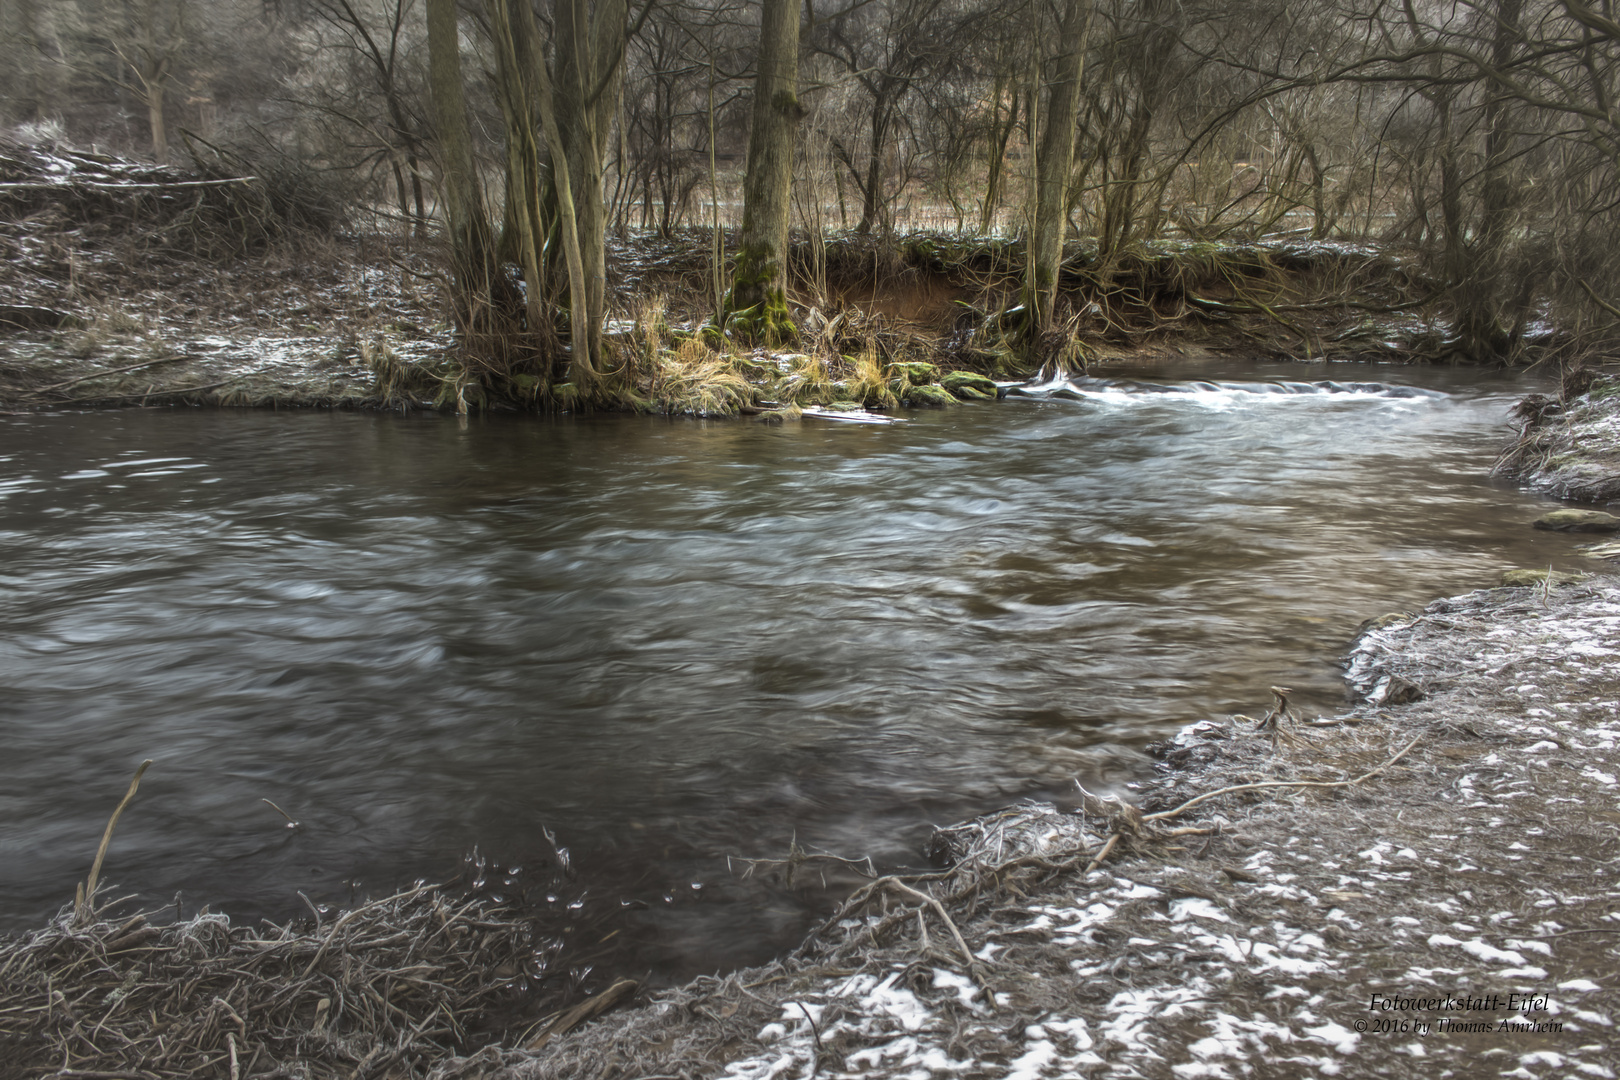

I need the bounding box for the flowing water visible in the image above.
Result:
[0,359,1587,993]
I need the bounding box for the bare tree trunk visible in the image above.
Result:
[392,155,411,223]
[147,91,167,161]
[725,0,801,344]
[109,5,180,162]
[709,53,725,315]
[548,0,627,375]
[425,0,492,326]
[490,0,549,356]
[1023,0,1092,344]
[979,83,1018,235]
[491,0,593,391]
[1457,0,1526,359]
[857,96,890,234]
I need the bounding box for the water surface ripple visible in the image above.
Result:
[0,360,1578,977]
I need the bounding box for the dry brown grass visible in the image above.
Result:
[0,884,537,1080]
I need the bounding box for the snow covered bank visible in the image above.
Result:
[443,579,1620,1080]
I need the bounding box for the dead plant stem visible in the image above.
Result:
[78,759,153,924]
[1142,730,1426,824]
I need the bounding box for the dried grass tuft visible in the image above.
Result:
[0,884,537,1079]
[643,335,757,416]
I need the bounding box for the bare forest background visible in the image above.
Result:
[6,0,1620,398]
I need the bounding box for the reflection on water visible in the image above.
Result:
[0,359,1581,983]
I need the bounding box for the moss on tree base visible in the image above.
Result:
[722,241,797,346]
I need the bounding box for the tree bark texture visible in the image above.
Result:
[726,0,801,344]
[425,0,493,323]
[492,0,594,390]
[1456,0,1527,360]
[1024,0,1091,339]
[547,0,629,374]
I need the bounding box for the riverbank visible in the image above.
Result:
[6,135,1620,1078]
[1496,372,1620,505]
[3,136,1473,416]
[415,576,1620,1080]
[7,573,1618,1079]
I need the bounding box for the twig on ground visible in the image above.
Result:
[23,355,193,397]
[1142,730,1426,824]
[1084,833,1121,873]
[885,880,982,975]
[525,979,640,1051]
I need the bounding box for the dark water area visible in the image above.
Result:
[0,358,1587,996]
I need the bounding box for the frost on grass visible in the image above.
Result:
[458,579,1620,1080]
[1493,375,1620,503]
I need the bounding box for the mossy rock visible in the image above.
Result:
[861,385,899,410]
[904,384,958,408]
[887,361,940,384]
[1500,568,1588,587]
[952,385,996,401]
[1532,509,1620,533]
[940,373,1000,401]
[939,372,997,393]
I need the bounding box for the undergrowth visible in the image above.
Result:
[572,293,1009,418]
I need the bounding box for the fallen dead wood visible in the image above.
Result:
[53,378,242,406]
[23,356,195,398]
[523,978,639,1051]
[76,759,151,924]
[748,713,1432,1030]
[0,177,258,192]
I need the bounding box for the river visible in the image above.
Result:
[0,358,1581,994]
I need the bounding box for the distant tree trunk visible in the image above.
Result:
[146,90,168,161]
[114,50,173,161]
[408,147,426,233]
[1303,142,1330,240]
[980,83,1018,235]
[724,0,800,344]
[392,156,412,223]
[856,94,892,235]
[1456,0,1526,360]
[108,3,180,161]
[1023,0,1092,344]
[425,0,493,326]
[10,0,45,120]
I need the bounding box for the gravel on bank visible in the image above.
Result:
[424,578,1620,1080]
